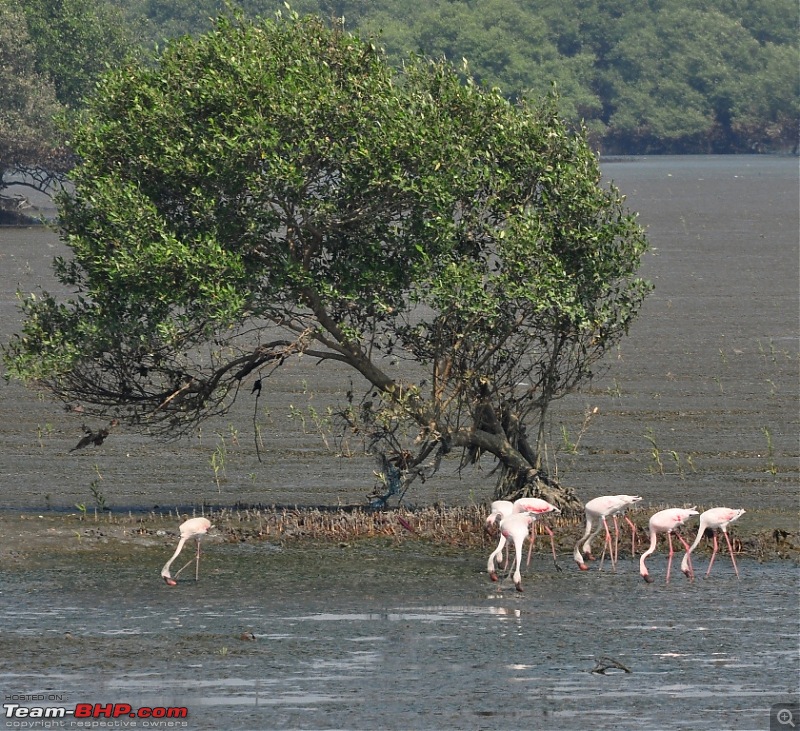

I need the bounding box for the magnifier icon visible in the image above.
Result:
[778,709,796,727]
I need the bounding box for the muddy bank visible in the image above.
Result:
[1,506,797,573]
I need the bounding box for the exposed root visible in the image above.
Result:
[7,505,798,562]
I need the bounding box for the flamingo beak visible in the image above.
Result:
[578,563,589,571]
[163,576,177,587]
[514,581,524,592]
[642,574,654,584]
[489,571,498,582]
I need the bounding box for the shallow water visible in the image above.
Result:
[1,541,798,730]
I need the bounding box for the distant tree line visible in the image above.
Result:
[0,0,134,212]
[117,0,799,154]
[1,0,797,208]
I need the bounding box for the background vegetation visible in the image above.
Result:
[1,0,797,207]
[118,0,799,154]
[1,0,135,209]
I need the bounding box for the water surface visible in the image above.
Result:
[0,542,796,730]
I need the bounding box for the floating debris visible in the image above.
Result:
[591,656,632,675]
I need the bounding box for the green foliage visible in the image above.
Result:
[112,0,798,152]
[22,0,136,109]
[3,0,795,177]
[4,13,649,505]
[0,1,66,176]
[0,0,141,203]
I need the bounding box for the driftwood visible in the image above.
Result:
[591,656,632,674]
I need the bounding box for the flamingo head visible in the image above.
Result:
[682,509,700,525]
[641,572,654,584]
[573,545,589,570]
[163,576,178,587]
[489,571,499,582]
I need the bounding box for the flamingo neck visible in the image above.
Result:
[161,536,188,577]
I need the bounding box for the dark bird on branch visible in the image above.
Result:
[70,419,119,453]
[251,378,262,395]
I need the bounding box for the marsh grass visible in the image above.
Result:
[16,502,789,562]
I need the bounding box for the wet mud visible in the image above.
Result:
[0,156,798,729]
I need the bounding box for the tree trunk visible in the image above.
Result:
[494,467,583,512]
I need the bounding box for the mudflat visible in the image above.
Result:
[0,155,797,542]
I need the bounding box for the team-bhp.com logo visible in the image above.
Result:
[4,702,188,725]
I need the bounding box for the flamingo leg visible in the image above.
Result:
[173,538,203,581]
[722,530,740,579]
[598,518,612,570]
[612,515,621,568]
[502,539,518,582]
[705,532,720,578]
[173,557,194,579]
[674,531,693,581]
[505,551,515,582]
[523,519,559,570]
[195,537,202,581]
[526,525,536,566]
[624,516,637,556]
[666,532,675,583]
[541,525,561,571]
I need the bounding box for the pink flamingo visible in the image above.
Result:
[161,517,213,586]
[512,498,562,571]
[487,513,535,592]
[639,507,699,583]
[485,500,515,570]
[681,508,745,580]
[573,495,642,571]
[485,500,514,528]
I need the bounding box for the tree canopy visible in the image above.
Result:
[22,0,137,110]
[3,13,651,507]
